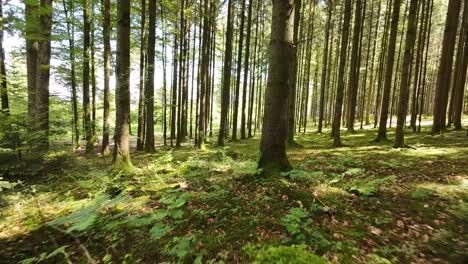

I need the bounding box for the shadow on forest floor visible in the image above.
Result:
[0,124,467,263]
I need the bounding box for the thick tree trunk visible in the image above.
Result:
[258,0,295,174]
[26,0,53,150]
[375,0,401,141]
[113,0,132,170]
[218,0,234,146]
[394,0,419,148]
[331,0,352,147]
[431,0,462,134]
[101,0,111,155]
[453,2,468,130]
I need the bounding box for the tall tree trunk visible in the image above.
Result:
[232,0,246,141]
[331,0,352,146]
[137,0,147,151]
[26,0,53,150]
[240,0,253,139]
[248,0,260,138]
[318,2,332,133]
[171,23,179,146]
[218,0,234,146]
[161,3,168,145]
[258,0,295,173]
[431,0,462,133]
[0,0,8,113]
[113,0,132,170]
[346,0,363,132]
[375,0,401,141]
[453,1,468,130]
[287,0,302,144]
[62,0,80,149]
[145,0,156,153]
[197,0,211,149]
[90,0,97,145]
[101,0,111,155]
[394,0,419,148]
[83,0,94,153]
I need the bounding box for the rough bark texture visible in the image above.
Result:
[332,0,352,146]
[26,0,53,149]
[137,0,147,151]
[375,0,401,141]
[431,0,461,133]
[258,0,295,174]
[113,0,132,170]
[394,0,419,148]
[218,0,234,146]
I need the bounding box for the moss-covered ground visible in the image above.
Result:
[0,124,467,263]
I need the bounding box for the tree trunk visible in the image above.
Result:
[83,0,94,153]
[346,0,363,132]
[375,0,401,141]
[113,0,132,170]
[0,0,8,113]
[258,0,295,173]
[431,0,462,133]
[318,2,332,133]
[145,0,156,153]
[218,0,234,146]
[232,0,246,141]
[137,0,147,151]
[101,0,111,155]
[331,0,352,146]
[62,0,80,149]
[240,0,253,139]
[453,1,468,130]
[394,0,419,148]
[26,0,53,150]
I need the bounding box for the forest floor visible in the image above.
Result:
[0,123,467,263]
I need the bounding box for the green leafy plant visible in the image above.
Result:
[349,175,396,196]
[249,245,328,264]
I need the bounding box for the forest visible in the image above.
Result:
[0,0,467,263]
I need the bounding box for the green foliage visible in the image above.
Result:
[411,188,437,199]
[48,194,128,232]
[163,234,198,260]
[0,177,21,192]
[19,246,69,264]
[349,175,396,196]
[248,245,328,264]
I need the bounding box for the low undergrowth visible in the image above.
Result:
[0,126,467,263]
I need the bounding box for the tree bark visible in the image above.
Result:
[83,0,94,153]
[218,0,235,146]
[258,0,295,173]
[431,0,462,134]
[331,0,352,146]
[375,0,401,141]
[137,0,147,151]
[394,0,419,148]
[101,0,111,155]
[113,0,132,170]
[145,0,156,153]
[0,0,8,113]
[346,0,363,132]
